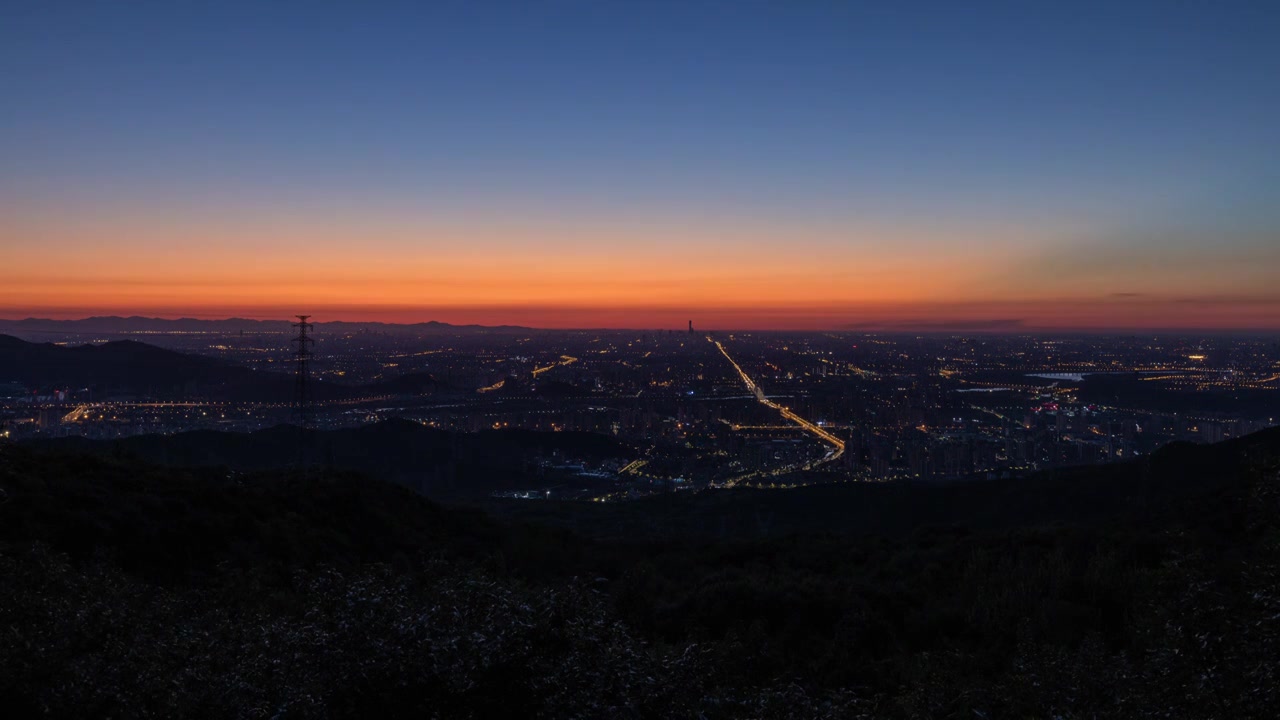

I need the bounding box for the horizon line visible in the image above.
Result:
[2,314,1277,336]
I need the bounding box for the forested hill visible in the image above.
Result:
[1,429,1277,718]
[27,419,631,500]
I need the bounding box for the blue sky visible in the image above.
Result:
[2,1,1278,327]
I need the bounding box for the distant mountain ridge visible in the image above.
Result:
[0,315,531,336]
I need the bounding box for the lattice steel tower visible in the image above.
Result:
[291,315,315,428]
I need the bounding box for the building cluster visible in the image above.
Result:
[3,328,1276,499]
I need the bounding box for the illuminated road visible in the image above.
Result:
[532,355,579,377]
[63,402,211,423]
[712,339,845,483]
[476,354,579,392]
[62,404,95,423]
[57,397,401,424]
[618,459,649,475]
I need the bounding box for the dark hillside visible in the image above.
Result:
[28,419,632,500]
[0,335,245,392]
[489,427,1280,541]
[1,431,1277,718]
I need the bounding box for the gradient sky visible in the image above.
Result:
[2,1,1278,329]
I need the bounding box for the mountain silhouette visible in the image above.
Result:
[0,315,531,337]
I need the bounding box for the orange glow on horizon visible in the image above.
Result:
[4,213,1277,330]
[3,297,1277,331]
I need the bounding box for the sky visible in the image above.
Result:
[2,0,1278,330]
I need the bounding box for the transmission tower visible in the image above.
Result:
[291,315,315,428]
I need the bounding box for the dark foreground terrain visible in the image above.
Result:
[2,430,1278,718]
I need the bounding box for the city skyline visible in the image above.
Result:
[3,1,1278,329]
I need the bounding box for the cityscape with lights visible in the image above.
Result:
[3,319,1275,502]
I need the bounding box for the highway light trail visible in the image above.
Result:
[712,339,845,479]
[477,354,578,393]
[62,404,94,423]
[532,355,579,377]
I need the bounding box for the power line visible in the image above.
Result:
[292,315,315,429]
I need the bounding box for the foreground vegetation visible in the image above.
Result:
[2,432,1278,718]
